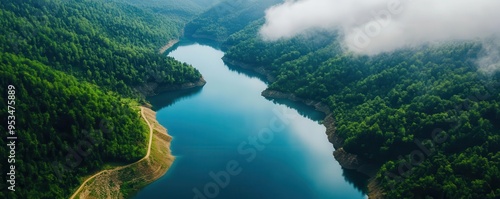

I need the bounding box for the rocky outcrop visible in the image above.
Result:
[333,148,365,170]
[333,148,378,176]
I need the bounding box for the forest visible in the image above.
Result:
[0,0,203,97]
[2,0,499,198]
[184,0,282,42]
[188,1,500,198]
[0,52,149,198]
[0,0,207,198]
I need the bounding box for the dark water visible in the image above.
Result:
[134,41,367,199]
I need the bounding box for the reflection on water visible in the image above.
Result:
[147,86,203,111]
[267,98,325,123]
[135,41,368,199]
[163,38,222,55]
[342,168,369,195]
[223,60,270,84]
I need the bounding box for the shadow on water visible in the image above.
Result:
[262,91,372,195]
[163,38,222,55]
[163,40,195,55]
[156,40,370,197]
[342,168,370,195]
[190,38,222,50]
[146,86,203,111]
[265,97,325,123]
[223,60,270,84]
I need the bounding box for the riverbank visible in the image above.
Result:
[159,39,179,54]
[71,107,174,199]
[156,77,207,94]
[223,56,383,198]
[137,77,207,97]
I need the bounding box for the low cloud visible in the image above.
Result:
[260,0,500,61]
[477,38,500,74]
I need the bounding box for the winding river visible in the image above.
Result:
[133,40,367,199]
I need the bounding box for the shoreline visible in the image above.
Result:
[223,56,383,198]
[136,77,207,97]
[159,39,179,54]
[70,107,175,199]
[155,77,207,94]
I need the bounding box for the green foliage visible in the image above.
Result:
[220,14,500,198]
[0,52,148,198]
[119,0,223,22]
[184,0,283,42]
[0,0,202,97]
[0,0,205,198]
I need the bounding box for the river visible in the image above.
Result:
[133,40,367,199]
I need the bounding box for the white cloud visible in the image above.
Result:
[260,0,500,56]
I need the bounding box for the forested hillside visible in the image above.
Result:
[0,0,205,198]
[225,35,500,198]
[192,1,500,198]
[0,52,149,198]
[184,0,283,42]
[1,0,202,97]
[119,0,222,23]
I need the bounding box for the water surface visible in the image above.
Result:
[134,41,367,199]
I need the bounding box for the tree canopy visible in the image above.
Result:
[193,2,500,197]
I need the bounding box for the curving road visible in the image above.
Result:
[69,106,154,199]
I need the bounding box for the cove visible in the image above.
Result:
[133,40,367,199]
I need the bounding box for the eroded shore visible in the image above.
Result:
[72,107,175,199]
[159,39,179,54]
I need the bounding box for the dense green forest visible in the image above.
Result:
[188,2,500,198]
[0,0,202,97]
[2,0,499,198]
[0,52,148,198]
[0,0,207,198]
[119,0,223,23]
[184,0,282,42]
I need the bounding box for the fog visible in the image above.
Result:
[260,0,500,72]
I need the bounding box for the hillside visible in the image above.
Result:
[0,52,148,198]
[119,0,223,23]
[184,0,283,42]
[2,0,499,198]
[0,0,205,198]
[0,0,203,97]
[191,1,500,198]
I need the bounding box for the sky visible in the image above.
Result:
[259,0,500,72]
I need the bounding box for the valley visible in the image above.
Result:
[1,0,499,199]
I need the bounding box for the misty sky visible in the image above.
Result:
[260,0,500,56]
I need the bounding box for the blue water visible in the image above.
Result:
[134,41,367,199]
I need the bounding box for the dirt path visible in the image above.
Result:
[69,107,153,199]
